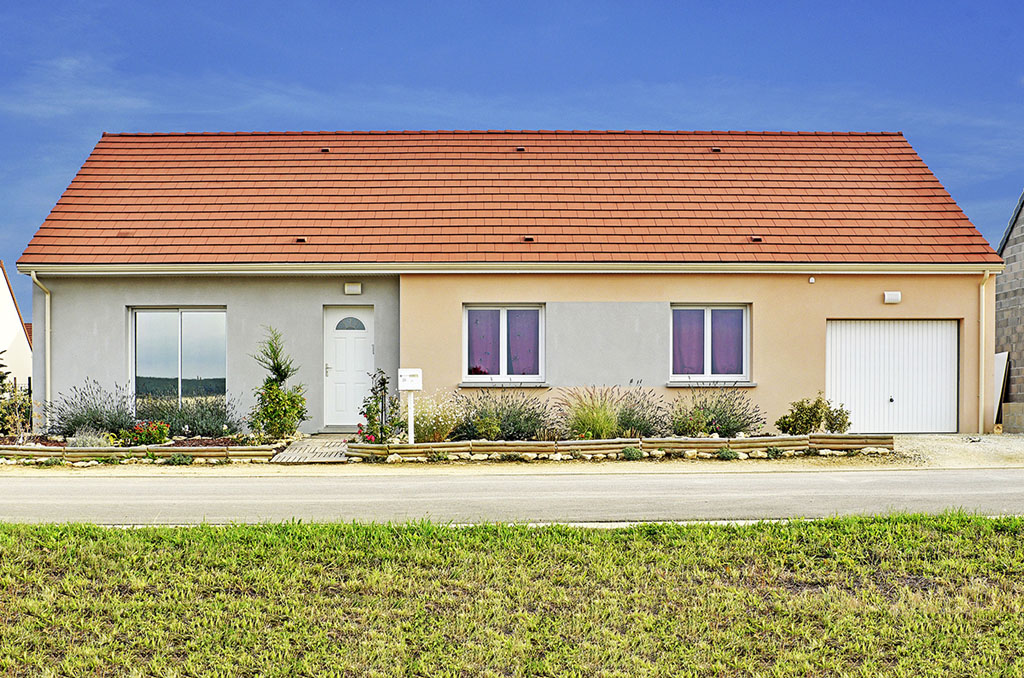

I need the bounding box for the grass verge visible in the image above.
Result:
[1,514,1023,676]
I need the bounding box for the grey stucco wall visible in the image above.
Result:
[545,302,670,387]
[31,275,399,433]
[997,199,1024,405]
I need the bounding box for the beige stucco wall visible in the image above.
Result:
[399,272,997,433]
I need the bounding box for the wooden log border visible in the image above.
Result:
[334,433,894,460]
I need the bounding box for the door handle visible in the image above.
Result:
[325,364,332,377]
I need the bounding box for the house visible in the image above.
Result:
[17,130,1002,434]
[0,261,32,388]
[995,189,1024,430]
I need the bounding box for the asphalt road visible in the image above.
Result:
[1,467,1023,524]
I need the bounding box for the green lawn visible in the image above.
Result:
[1,515,1023,677]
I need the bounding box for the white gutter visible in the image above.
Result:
[29,271,51,424]
[14,261,1006,277]
[979,271,991,433]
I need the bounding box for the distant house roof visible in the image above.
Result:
[996,188,1024,255]
[18,129,1000,266]
[0,261,31,348]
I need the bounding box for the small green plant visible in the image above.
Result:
[671,388,765,438]
[555,386,621,440]
[621,446,643,461]
[427,451,449,462]
[117,421,170,446]
[248,327,309,442]
[95,457,122,465]
[616,385,669,437]
[716,447,739,461]
[46,380,134,437]
[775,393,851,435]
[67,429,115,448]
[765,446,783,459]
[358,369,404,443]
[39,457,65,467]
[136,396,242,437]
[499,452,524,462]
[164,453,194,466]
[404,391,464,443]
[452,390,549,441]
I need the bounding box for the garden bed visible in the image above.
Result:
[0,442,281,465]
[345,434,895,463]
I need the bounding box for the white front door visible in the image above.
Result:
[826,320,958,433]
[324,307,374,426]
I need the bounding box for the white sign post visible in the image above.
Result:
[397,368,423,444]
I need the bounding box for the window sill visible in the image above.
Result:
[459,381,549,388]
[666,381,757,388]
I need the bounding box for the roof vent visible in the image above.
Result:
[750,235,763,242]
[320,147,330,153]
[295,237,308,243]
[515,146,526,152]
[523,235,535,242]
[710,146,722,153]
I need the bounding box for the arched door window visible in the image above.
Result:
[336,316,366,331]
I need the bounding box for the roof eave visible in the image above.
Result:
[15,261,1005,276]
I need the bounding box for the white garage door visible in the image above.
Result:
[826,320,958,433]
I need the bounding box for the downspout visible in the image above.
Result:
[979,271,990,433]
[29,271,51,426]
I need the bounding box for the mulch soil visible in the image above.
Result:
[0,436,65,447]
[169,438,239,447]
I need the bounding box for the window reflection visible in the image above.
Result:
[135,309,226,404]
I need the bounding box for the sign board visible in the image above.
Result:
[397,368,422,391]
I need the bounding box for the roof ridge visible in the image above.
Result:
[101,129,906,137]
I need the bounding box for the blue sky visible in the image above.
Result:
[2,1,1022,311]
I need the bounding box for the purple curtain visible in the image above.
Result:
[672,309,704,375]
[711,309,744,374]
[507,309,540,375]
[467,309,500,375]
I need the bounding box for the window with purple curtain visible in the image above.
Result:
[711,309,744,374]
[672,308,705,375]
[507,309,540,375]
[467,309,500,376]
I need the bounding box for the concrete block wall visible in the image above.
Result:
[996,197,1024,405]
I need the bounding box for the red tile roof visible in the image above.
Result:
[18,130,1000,266]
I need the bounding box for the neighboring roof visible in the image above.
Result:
[0,261,32,348]
[18,130,1001,266]
[996,188,1024,255]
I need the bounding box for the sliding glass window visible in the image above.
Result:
[134,309,226,404]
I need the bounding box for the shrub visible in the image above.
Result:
[452,390,549,441]
[765,446,783,459]
[716,447,739,461]
[554,386,621,440]
[0,381,32,438]
[775,393,851,435]
[621,446,643,461]
[67,429,114,448]
[670,406,710,437]
[136,396,242,437]
[358,369,404,443]
[117,421,170,446]
[617,386,669,437]
[47,380,134,437]
[671,388,765,438]
[404,391,463,443]
[249,382,308,441]
[248,327,309,442]
[164,453,193,466]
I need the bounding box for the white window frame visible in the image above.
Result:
[130,307,227,403]
[462,305,545,383]
[669,304,750,383]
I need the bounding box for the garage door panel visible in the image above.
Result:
[826,320,958,433]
